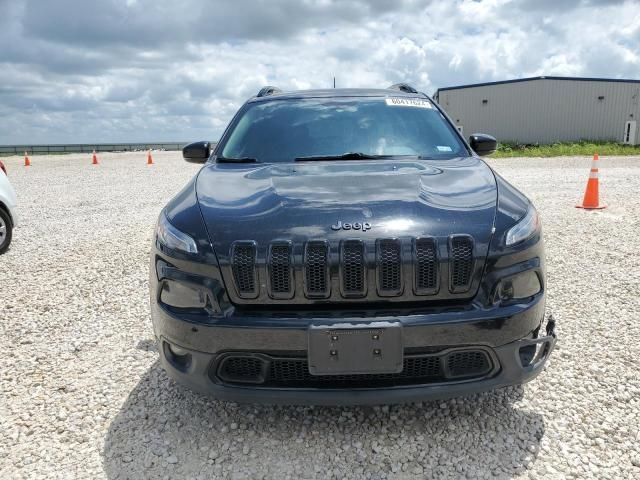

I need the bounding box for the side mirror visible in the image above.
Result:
[182,141,211,163]
[469,134,497,156]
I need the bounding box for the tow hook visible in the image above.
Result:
[515,314,557,370]
[546,314,556,338]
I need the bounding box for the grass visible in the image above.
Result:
[492,141,640,158]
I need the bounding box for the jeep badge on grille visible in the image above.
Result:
[331,221,372,232]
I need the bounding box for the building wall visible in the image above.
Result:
[436,79,640,144]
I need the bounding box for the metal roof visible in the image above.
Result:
[436,76,640,94]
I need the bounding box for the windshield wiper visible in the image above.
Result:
[295,152,386,162]
[216,156,259,163]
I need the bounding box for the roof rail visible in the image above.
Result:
[256,86,282,97]
[388,83,418,94]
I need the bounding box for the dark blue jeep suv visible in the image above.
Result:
[149,84,556,405]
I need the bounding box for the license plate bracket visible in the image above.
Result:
[308,322,403,375]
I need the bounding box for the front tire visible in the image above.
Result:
[0,208,13,254]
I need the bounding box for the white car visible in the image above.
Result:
[0,160,17,254]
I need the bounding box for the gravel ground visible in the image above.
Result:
[1,152,639,479]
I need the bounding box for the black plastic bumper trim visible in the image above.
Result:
[158,326,556,405]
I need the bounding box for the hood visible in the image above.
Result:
[196,157,497,250]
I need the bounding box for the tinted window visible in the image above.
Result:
[221,97,467,163]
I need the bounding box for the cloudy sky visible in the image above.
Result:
[1,0,638,144]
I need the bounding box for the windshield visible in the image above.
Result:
[220,97,467,163]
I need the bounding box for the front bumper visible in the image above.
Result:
[152,297,557,405]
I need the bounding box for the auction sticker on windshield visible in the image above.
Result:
[385,97,432,108]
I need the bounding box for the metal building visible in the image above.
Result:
[434,76,640,145]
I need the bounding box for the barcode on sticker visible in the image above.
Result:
[385,98,432,109]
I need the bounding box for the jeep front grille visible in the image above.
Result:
[231,242,258,298]
[449,235,474,293]
[377,239,402,296]
[268,243,293,299]
[304,241,329,298]
[227,235,482,302]
[414,237,438,295]
[341,240,366,297]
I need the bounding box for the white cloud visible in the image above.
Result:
[0,0,636,143]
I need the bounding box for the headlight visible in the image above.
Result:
[156,212,198,254]
[506,206,540,246]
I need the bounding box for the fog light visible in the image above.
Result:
[168,344,189,356]
[163,341,192,371]
[160,279,207,309]
[499,280,515,301]
[498,270,541,302]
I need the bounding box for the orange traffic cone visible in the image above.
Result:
[576,153,606,209]
[24,151,31,167]
[92,150,99,165]
[147,149,153,165]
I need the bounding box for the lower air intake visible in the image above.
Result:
[217,356,266,384]
[445,350,491,378]
[214,349,494,389]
